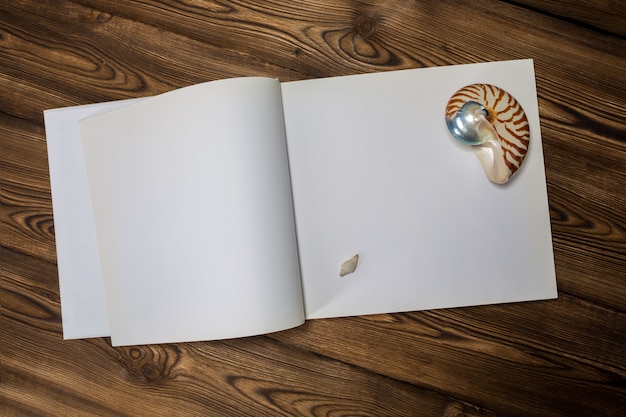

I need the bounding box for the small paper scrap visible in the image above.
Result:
[339,254,359,277]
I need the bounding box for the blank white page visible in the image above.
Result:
[80,78,303,346]
[45,99,140,339]
[281,60,557,319]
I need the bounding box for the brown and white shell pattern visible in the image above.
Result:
[445,84,530,184]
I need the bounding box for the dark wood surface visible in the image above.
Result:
[1,1,625,416]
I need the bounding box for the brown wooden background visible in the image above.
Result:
[1,1,625,416]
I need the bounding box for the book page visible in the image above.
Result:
[281,60,557,319]
[80,78,303,346]
[45,99,141,339]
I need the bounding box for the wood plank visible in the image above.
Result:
[4,1,624,137]
[8,0,623,155]
[69,0,624,69]
[543,133,626,311]
[269,299,626,417]
[1,248,61,334]
[0,113,56,263]
[1,250,504,417]
[508,0,626,37]
[0,1,303,122]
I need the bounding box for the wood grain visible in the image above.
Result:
[2,0,625,416]
[507,0,626,37]
[270,297,626,417]
[1,249,495,416]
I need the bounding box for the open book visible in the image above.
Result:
[44,59,557,347]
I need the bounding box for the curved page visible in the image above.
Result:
[80,78,303,346]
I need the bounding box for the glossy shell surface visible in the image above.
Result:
[445,84,530,184]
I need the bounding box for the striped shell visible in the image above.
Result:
[445,84,530,184]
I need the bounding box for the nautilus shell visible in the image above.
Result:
[445,84,530,184]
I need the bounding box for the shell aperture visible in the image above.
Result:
[446,101,495,146]
[445,84,530,184]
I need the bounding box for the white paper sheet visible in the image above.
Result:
[281,59,557,319]
[79,78,304,346]
[44,99,141,339]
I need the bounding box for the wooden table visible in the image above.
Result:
[2,1,624,416]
